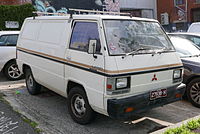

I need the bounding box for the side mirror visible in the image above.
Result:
[88,40,97,58]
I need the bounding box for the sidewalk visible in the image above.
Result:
[150,115,200,134]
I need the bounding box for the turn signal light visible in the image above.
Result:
[175,93,182,98]
[107,84,112,89]
[125,107,134,113]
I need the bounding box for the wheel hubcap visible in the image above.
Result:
[8,64,22,79]
[71,94,86,118]
[27,75,34,88]
[190,82,200,104]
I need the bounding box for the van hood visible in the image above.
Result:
[114,52,182,76]
[105,52,183,97]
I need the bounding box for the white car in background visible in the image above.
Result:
[188,22,200,33]
[0,31,22,80]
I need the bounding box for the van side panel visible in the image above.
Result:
[18,19,69,96]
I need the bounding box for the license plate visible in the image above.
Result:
[150,89,167,100]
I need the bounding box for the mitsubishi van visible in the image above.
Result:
[17,12,185,124]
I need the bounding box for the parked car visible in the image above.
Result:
[188,22,200,33]
[168,32,200,47]
[0,31,22,80]
[169,36,200,108]
[17,14,185,124]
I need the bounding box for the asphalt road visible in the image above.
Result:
[0,71,7,82]
[0,73,37,134]
[0,100,37,134]
[0,72,199,134]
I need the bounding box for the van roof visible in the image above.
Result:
[27,14,158,22]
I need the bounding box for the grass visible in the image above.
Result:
[0,92,5,101]
[164,118,200,134]
[0,92,10,105]
[22,116,43,133]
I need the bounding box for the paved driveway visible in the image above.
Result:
[0,72,199,134]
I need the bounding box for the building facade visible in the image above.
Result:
[0,0,31,5]
[120,0,157,19]
[0,0,157,19]
[157,0,200,32]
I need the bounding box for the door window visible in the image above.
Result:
[70,22,101,53]
[191,36,200,46]
[0,34,19,46]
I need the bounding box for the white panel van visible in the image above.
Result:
[17,14,185,124]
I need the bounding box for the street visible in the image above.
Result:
[0,72,199,134]
[0,72,38,134]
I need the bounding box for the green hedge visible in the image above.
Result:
[164,118,200,134]
[0,4,35,30]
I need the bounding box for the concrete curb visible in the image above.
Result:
[150,115,200,134]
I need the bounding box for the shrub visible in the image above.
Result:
[187,120,200,130]
[164,118,200,134]
[0,4,35,30]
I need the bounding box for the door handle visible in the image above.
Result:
[66,56,71,61]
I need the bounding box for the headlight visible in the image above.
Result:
[173,69,182,83]
[107,77,130,95]
[116,78,128,89]
[173,69,181,79]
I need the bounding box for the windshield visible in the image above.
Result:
[170,36,200,57]
[103,20,174,55]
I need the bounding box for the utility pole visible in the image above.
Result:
[174,0,188,31]
[185,0,188,30]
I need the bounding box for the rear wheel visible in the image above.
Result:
[4,61,22,80]
[187,78,200,108]
[67,87,95,124]
[25,68,41,95]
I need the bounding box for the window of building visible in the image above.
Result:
[175,0,184,5]
[70,22,101,53]
[196,0,200,4]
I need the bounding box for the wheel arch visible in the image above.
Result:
[185,75,200,85]
[22,64,31,75]
[2,58,16,73]
[66,80,86,97]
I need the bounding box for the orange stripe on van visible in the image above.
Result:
[17,46,183,75]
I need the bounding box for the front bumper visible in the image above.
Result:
[107,83,186,119]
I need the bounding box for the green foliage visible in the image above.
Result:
[0,4,35,30]
[164,125,190,134]
[187,120,200,130]
[164,118,200,134]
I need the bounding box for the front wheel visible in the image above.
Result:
[67,87,95,124]
[187,78,200,108]
[25,68,41,95]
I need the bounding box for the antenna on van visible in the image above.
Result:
[68,10,74,19]
[33,11,37,19]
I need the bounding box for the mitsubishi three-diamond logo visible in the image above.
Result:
[152,74,158,81]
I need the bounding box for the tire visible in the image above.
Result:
[67,87,96,124]
[25,68,41,95]
[4,60,23,81]
[187,78,200,108]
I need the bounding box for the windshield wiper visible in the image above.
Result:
[181,54,200,58]
[189,54,200,57]
[153,47,173,54]
[126,47,150,56]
